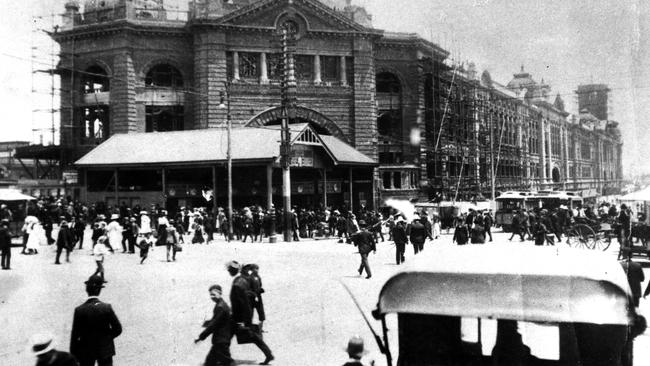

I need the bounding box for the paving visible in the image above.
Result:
[1,228,649,365]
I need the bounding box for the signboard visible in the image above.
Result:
[318,181,342,194]
[291,182,315,195]
[290,148,314,167]
[62,171,79,184]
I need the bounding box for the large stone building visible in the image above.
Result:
[49,0,622,211]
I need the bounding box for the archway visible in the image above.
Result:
[552,167,561,183]
[245,106,348,143]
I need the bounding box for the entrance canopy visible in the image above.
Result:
[0,188,36,201]
[75,125,376,168]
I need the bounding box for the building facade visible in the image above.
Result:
[51,0,622,210]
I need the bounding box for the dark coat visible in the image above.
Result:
[407,221,427,244]
[70,298,122,361]
[453,225,469,245]
[391,223,408,245]
[352,229,376,254]
[621,260,644,300]
[230,276,254,325]
[0,226,11,250]
[199,299,232,344]
[56,226,75,249]
[35,350,79,366]
[470,224,486,244]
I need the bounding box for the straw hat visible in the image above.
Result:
[29,333,55,356]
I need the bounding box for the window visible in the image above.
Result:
[145,106,184,132]
[239,52,259,79]
[294,55,313,81]
[581,142,591,160]
[145,64,183,88]
[267,53,283,80]
[79,106,109,144]
[81,65,109,94]
[321,55,338,82]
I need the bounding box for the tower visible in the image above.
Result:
[576,84,610,120]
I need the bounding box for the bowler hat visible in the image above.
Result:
[29,333,55,356]
[226,260,241,271]
[84,274,106,287]
[345,335,368,358]
[358,220,367,227]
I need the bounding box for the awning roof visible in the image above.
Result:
[0,189,36,201]
[75,126,376,167]
[620,186,650,201]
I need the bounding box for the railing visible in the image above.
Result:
[64,5,189,27]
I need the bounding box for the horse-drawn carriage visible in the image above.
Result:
[562,217,617,251]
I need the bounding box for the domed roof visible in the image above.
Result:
[506,65,537,91]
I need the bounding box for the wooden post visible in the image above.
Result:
[323,169,328,208]
[114,168,119,209]
[349,167,353,214]
[161,167,166,210]
[266,164,273,210]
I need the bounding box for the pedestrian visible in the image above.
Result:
[194,284,234,366]
[432,215,441,240]
[0,219,12,270]
[452,223,469,245]
[391,217,408,265]
[351,220,376,279]
[166,219,181,262]
[532,220,548,246]
[139,211,152,236]
[483,211,494,242]
[105,214,122,253]
[226,261,274,365]
[70,274,122,366]
[242,263,266,330]
[508,210,525,242]
[157,211,169,247]
[128,217,139,253]
[407,217,426,254]
[191,216,205,244]
[29,332,79,366]
[342,335,374,366]
[618,204,632,249]
[55,220,75,264]
[137,232,154,264]
[93,236,110,280]
[73,216,86,249]
[470,220,486,244]
[370,213,385,242]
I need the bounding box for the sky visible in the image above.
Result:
[1,0,649,176]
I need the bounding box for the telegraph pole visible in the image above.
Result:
[280,26,296,242]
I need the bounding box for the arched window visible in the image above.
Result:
[81,65,110,94]
[376,72,401,94]
[145,64,184,88]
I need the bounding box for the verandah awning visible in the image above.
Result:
[74,126,376,168]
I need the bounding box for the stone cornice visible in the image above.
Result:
[53,20,190,42]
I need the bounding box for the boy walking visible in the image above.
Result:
[195,284,233,366]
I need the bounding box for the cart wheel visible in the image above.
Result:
[568,224,596,249]
[592,237,611,251]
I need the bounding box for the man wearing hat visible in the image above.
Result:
[194,284,233,366]
[391,217,408,265]
[351,220,376,279]
[55,219,75,264]
[227,260,274,364]
[70,274,122,366]
[30,332,78,366]
[342,335,373,366]
[0,219,11,270]
[407,217,426,255]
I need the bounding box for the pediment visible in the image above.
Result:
[219,0,368,33]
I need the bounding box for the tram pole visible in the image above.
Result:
[280,26,296,242]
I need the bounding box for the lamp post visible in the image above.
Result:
[219,82,233,240]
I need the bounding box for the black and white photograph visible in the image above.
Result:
[1,0,650,365]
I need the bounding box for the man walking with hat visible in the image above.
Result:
[30,332,78,366]
[391,217,408,265]
[342,335,373,366]
[226,260,274,365]
[195,284,233,366]
[70,274,122,366]
[351,220,376,279]
[55,219,75,264]
[0,219,11,269]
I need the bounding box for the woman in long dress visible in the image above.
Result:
[105,215,122,252]
[25,220,42,254]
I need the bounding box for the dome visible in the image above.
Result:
[506,65,537,91]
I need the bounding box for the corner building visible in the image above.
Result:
[53,0,622,211]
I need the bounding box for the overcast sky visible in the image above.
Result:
[1,0,648,176]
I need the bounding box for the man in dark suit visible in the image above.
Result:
[351,220,376,279]
[620,254,645,307]
[195,284,233,366]
[70,274,122,366]
[55,220,75,264]
[227,261,274,365]
[391,218,408,265]
[407,217,427,254]
[0,219,12,270]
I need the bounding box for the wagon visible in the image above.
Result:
[563,217,617,251]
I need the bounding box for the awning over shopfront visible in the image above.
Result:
[619,186,650,201]
[74,125,376,167]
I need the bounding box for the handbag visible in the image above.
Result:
[235,323,261,344]
[173,243,183,252]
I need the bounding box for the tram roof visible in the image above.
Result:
[75,126,376,167]
[376,246,633,325]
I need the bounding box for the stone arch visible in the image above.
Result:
[246,105,348,143]
[274,10,310,38]
[375,66,410,95]
[80,59,113,76]
[139,58,187,87]
[80,62,111,93]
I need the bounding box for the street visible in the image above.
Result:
[2,228,650,365]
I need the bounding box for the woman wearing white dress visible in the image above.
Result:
[139,211,152,235]
[24,220,41,254]
[105,214,123,252]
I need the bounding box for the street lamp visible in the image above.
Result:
[219,83,233,240]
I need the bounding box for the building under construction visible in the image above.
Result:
[23,0,623,210]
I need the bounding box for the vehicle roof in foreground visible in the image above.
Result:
[377,246,633,325]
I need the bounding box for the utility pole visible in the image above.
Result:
[489,106,496,201]
[279,25,296,242]
[219,83,233,240]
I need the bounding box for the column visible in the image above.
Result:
[114,168,119,207]
[232,51,240,81]
[313,54,321,84]
[161,167,166,209]
[260,52,268,84]
[212,165,218,216]
[546,125,552,183]
[266,164,273,210]
[339,56,347,86]
[323,169,328,208]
